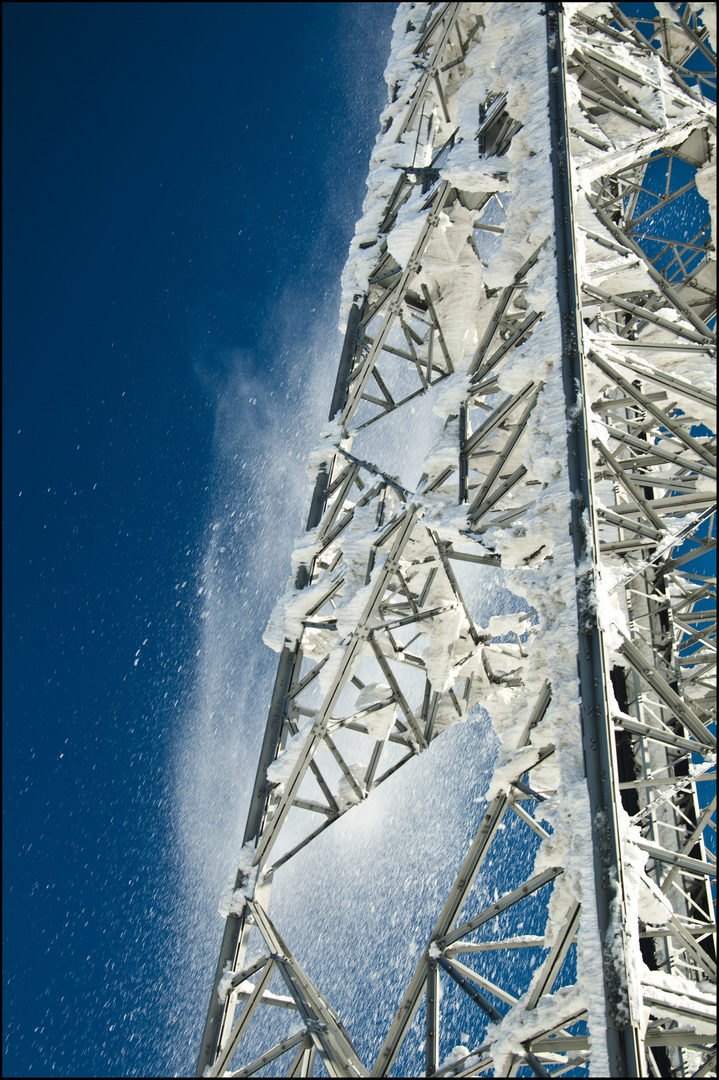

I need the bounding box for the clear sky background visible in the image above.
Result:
[3,3,396,1075]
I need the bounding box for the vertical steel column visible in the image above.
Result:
[545,4,642,1075]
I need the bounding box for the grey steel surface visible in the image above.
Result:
[546,4,642,1073]
[194,4,716,1076]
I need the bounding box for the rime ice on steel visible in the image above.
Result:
[195,4,716,1077]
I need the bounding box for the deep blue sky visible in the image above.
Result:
[3,3,394,1075]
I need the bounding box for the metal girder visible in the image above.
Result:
[195,3,715,1077]
[559,3,717,1076]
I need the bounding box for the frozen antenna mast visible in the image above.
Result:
[196,3,715,1077]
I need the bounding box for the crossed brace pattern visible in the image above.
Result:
[196,4,716,1077]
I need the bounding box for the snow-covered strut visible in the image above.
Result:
[196,4,716,1077]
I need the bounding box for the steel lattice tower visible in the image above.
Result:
[195,4,716,1077]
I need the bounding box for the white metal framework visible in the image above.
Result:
[195,4,716,1076]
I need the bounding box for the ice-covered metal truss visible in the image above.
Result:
[195,3,715,1077]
